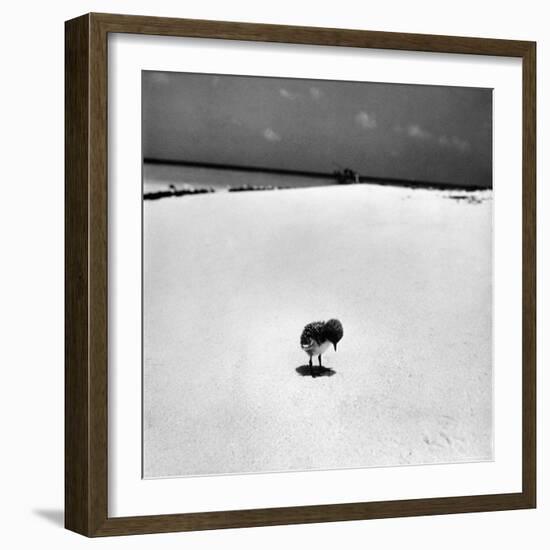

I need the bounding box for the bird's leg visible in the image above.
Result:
[309,355,316,378]
[318,354,323,369]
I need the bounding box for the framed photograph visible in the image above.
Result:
[65,13,536,537]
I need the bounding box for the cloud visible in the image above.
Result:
[396,123,471,153]
[407,124,432,140]
[263,128,281,142]
[279,88,299,100]
[438,135,471,153]
[450,136,471,152]
[150,72,171,85]
[309,87,323,100]
[355,111,377,129]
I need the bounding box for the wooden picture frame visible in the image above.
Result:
[65,12,536,537]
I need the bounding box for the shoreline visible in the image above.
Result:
[143,180,493,201]
[144,157,492,190]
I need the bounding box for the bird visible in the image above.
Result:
[300,319,343,377]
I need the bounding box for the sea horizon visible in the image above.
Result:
[143,160,492,200]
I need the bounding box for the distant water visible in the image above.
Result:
[143,162,332,194]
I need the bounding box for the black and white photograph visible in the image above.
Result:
[142,70,493,479]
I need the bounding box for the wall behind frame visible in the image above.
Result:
[0,0,545,548]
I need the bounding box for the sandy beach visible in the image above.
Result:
[143,184,492,478]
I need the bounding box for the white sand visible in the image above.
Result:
[143,185,492,478]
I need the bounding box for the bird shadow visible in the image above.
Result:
[296,365,336,378]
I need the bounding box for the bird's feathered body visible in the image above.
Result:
[300,322,328,356]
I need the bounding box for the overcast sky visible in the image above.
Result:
[142,71,492,187]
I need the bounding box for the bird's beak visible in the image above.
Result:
[334,343,337,351]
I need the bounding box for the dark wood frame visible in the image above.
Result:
[65,12,536,537]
